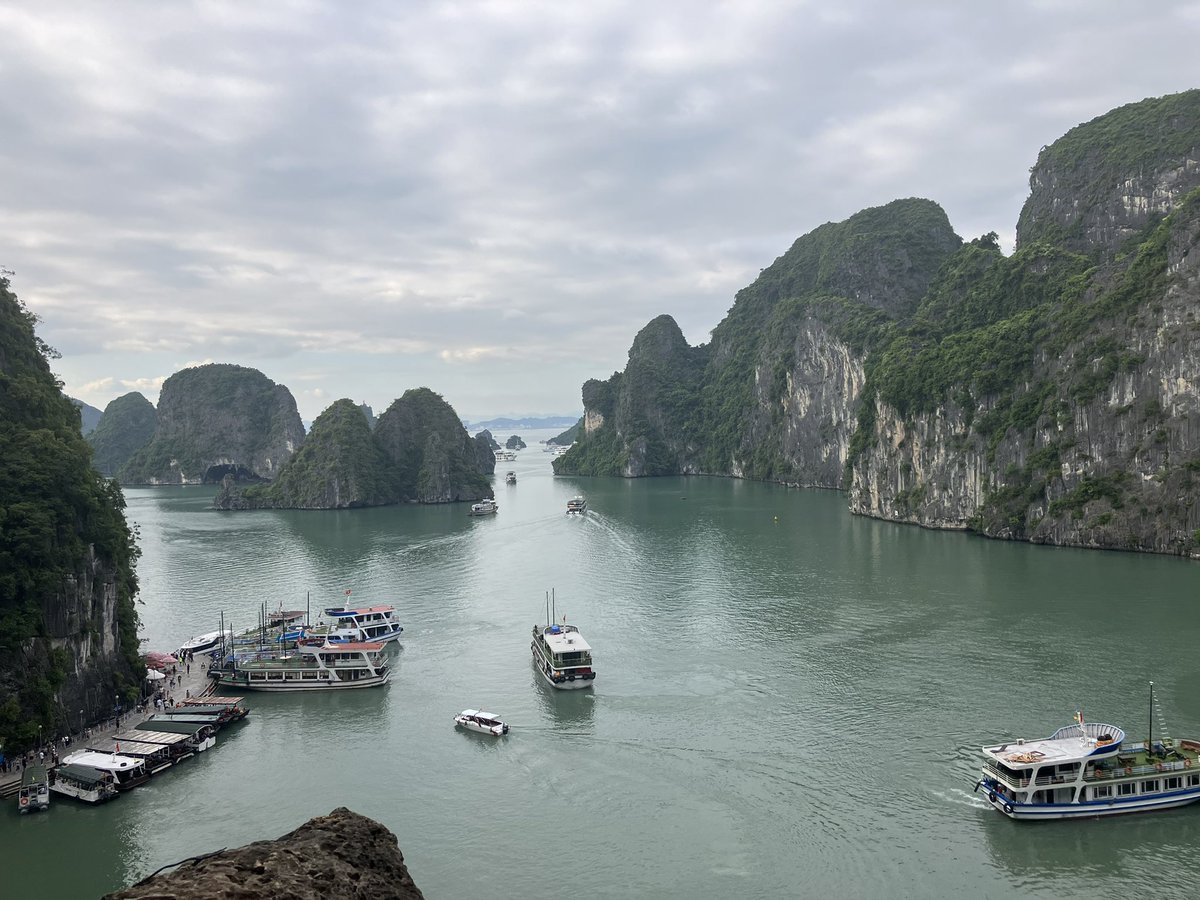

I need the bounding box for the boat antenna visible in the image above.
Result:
[1148,681,1154,753]
[545,591,550,628]
[552,588,556,626]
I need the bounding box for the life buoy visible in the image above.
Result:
[19,796,29,807]
[1186,759,1193,769]
[1156,763,1164,772]
[1003,802,1014,815]
[1125,767,1133,776]
[988,791,997,803]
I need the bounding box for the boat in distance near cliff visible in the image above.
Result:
[468,499,498,516]
[976,712,1200,820]
[566,497,586,515]
[454,709,509,736]
[505,471,517,484]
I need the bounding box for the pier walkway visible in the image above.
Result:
[1,653,217,799]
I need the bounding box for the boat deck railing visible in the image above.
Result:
[985,756,1197,787]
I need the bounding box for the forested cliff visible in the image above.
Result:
[556,90,1200,556]
[0,277,141,751]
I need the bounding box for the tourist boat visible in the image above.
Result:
[976,712,1200,820]
[468,499,498,516]
[454,709,510,736]
[49,764,118,804]
[214,641,391,691]
[115,728,195,762]
[303,606,404,644]
[494,449,517,461]
[531,591,596,690]
[566,496,587,515]
[505,471,517,484]
[177,630,224,656]
[60,750,150,792]
[133,720,217,752]
[17,764,50,814]
[85,738,173,775]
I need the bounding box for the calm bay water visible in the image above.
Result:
[5,431,1200,898]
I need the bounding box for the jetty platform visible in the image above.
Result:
[1,654,217,799]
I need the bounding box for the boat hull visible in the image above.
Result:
[980,780,1200,820]
[50,782,118,805]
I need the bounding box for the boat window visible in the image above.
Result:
[1141,780,1159,794]
[1165,776,1182,790]
[1118,782,1136,796]
[1093,785,1112,799]
[1189,775,1200,787]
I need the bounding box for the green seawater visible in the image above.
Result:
[5,434,1200,898]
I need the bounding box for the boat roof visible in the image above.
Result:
[116,729,190,746]
[325,606,394,617]
[55,763,113,785]
[133,720,214,736]
[183,696,244,706]
[542,629,592,653]
[88,739,168,756]
[306,641,384,652]
[22,765,47,784]
[460,710,501,720]
[62,750,146,770]
[179,630,223,647]
[982,722,1125,766]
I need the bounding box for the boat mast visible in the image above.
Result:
[1149,681,1154,751]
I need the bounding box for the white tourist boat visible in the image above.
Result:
[977,711,1200,820]
[566,496,586,515]
[454,709,510,736]
[531,591,596,690]
[49,764,119,804]
[304,605,404,644]
[494,449,517,461]
[214,640,391,691]
[468,498,498,516]
[176,630,224,656]
[86,738,173,775]
[505,471,517,484]
[133,720,217,752]
[17,764,50,814]
[60,750,150,792]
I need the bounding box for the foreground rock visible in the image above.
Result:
[104,807,424,899]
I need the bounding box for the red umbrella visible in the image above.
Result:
[144,651,179,670]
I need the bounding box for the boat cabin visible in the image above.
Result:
[49,764,119,804]
[60,750,149,792]
[86,739,174,775]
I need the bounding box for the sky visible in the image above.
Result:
[2,1,1197,424]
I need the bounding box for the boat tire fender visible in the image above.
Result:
[1003,802,1014,815]
[568,675,576,681]
[988,791,997,803]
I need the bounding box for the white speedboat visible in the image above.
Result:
[454,709,509,736]
[177,630,224,656]
[531,592,596,690]
[566,497,586,515]
[17,765,50,814]
[468,499,498,516]
[214,640,391,691]
[49,764,118,805]
[977,712,1200,820]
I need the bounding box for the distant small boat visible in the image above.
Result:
[454,709,509,736]
[468,499,499,516]
[505,471,517,484]
[18,764,50,814]
[566,497,586,515]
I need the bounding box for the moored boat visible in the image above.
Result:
[977,712,1200,820]
[60,751,149,792]
[49,764,118,805]
[115,728,195,762]
[566,496,586,515]
[17,764,50,814]
[85,738,173,775]
[531,591,595,690]
[304,606,404,644]
[176,630,224,656]
[214,640,391,691]
[133,719,217,752]
[468,498,498,516]
[454,709,510,736]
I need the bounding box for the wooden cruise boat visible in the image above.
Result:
[977,708,1200,820]
[17,764,50,814]
[49,764,119,804]
[531,591,595,690]
[214,640,391,691]
[115,728,195,762]
[60,750,149,792]
[454,709,510,736]
[85,738,173,775]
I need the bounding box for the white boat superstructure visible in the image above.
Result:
[977,717,1200,820]
[454,709,510,736]
[305,605,404,644]
[215,640,391,691]
[61,750,150,792]
[49,764,119,804]
[177,630,224,656]
[468,499,498,516]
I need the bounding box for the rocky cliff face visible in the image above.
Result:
[105,808,424,900]
[0,277,141,751]
[87,391,157,477]
[562,90,1200,557]
[121,364,305,484]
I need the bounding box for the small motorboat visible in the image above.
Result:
[505,471,517,484]
[468,499,499,516]
[454,709,509,736]
[177,630,223,656]
[566,496,586,515]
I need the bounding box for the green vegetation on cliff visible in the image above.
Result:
[87,392,157,477]
[0,277,141,751]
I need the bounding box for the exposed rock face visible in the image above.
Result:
[561,90,1200,556]
[0,277,141,752]
[72,398,103,434]
[214,399,398,509]
[120,364,305,484]
[476,428,500,450]
[87,391,158,477]
[104,807,424,900]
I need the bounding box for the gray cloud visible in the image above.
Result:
[2,0,1195,420]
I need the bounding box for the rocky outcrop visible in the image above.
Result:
[120,364,305,485]
[0,276,141,752]
[71,398,103,434]
[87,392,157,477]
[505,434,526,449]
[104,808,424,900]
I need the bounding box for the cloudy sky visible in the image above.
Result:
[3,1,1196,423]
